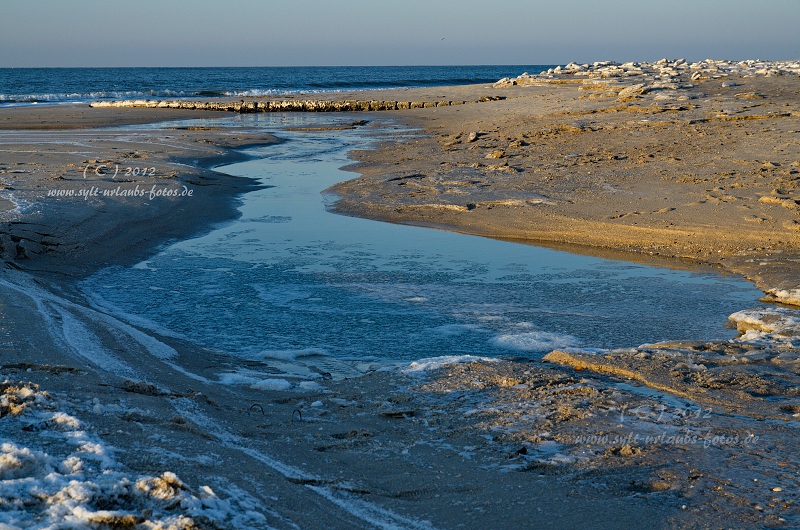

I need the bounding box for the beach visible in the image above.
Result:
[1,60,799,528]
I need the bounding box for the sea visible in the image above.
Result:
[1,66,768,377]
[0,65,552,106]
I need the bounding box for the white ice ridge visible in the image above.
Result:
[728,307,800,336]
[0,379,267,528]
[495,58,800,87]
[0,269,208,383]
[766,288,800,307]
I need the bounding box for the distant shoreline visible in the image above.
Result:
[0,64,558,108]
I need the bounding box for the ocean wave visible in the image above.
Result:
[0,87,373,105]
[0,65,552,107]
[0,78,504,105]
[0,89,191,103]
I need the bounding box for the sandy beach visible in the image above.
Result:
[1,60,799,529]
[330,61,800,302]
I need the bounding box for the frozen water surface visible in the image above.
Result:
[82,115,765,368]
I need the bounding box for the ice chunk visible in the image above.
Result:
[728,308,800,336]
[492,331,581,352]
[250,378,293,391]
[403,355,497,374]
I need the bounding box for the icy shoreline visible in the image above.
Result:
[0,379,265,529]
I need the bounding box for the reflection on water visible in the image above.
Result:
[82,114,765,368]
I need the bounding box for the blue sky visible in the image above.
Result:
[1,0,798,67]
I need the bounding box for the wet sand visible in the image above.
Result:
[1,63,799,528]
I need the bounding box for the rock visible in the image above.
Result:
[485,150,506,159]
[467,132,480,143]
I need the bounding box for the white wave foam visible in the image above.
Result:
[0,89,191,103]
[226,87,366,97]
[0,87,373,106]
[228,88,283,97]
[492,331,582,352]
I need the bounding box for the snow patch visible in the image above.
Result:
[0,377,265,528]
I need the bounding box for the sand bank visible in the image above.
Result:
[329,59,800,304]
[0,106,281,277]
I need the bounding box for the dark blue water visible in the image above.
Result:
[0,65,552,105]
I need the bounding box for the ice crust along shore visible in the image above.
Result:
[0,380,266,529]
[494,58,800,88]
